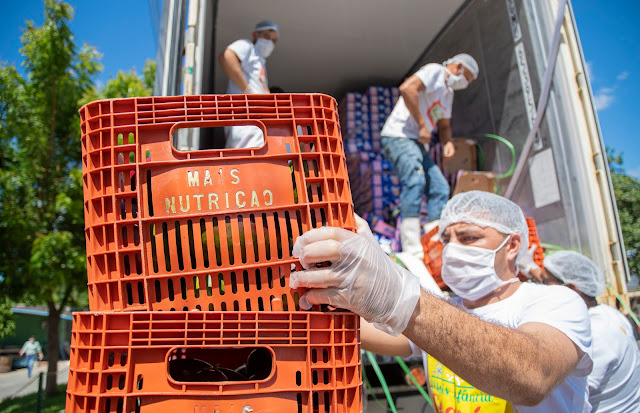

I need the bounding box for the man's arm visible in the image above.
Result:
[403,292,584,406]
[437,118,455,158]
[361,318,413,357]
[218,49,249,92]
[398,75,430,144]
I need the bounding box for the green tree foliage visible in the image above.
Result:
[607,148,640,278]
[0,0,100,395]
[0,298,16,340]
[83,59,156,102]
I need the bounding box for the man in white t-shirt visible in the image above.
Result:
[532,250,640,412]
[218,20,278,148]
[291,191,593,411]
[380,53,478,258]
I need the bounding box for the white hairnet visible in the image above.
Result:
[443,53,479,79]
[437,191,529,260]
[254,20,279,34]
[544,251,605,297]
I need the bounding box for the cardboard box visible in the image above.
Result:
[443,137,478,175]
[453,171,496,195]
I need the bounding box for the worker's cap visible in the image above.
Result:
[254,20,279,35]
[544,251,605,297]
[444,53,479,79]
[438,191,529,260]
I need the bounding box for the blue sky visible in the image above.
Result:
[0,0,158,87]
[572,0,640,177]
[1,1,638,175]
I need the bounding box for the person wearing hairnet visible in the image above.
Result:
[531,251,640,412]
[291,191,593,411]
[218,20,278,148]
[380,53,478,258]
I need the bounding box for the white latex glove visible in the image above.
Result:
[517,245,540,280]
[290,224,421,336]
[354,213,376,243]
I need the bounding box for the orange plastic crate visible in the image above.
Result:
[65,311,362,413]
[421,225,446,289]
[79,94,356,311]
[525,217,545,269]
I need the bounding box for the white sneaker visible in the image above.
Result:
[400,217,424,259]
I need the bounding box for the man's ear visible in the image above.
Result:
[455,63,464,75]
[507,234,522,261]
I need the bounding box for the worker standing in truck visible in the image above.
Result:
[380,53,478,258]
[291,191,594,411]
[218,20,278,149]
[529,251,640,412]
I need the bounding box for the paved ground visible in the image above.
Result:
[0,360,70,402]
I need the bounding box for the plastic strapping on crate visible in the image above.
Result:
[79,94,356,312]
[64,311,362,413]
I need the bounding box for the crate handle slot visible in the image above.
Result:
[166,346,275,384]
[169,120,268,152]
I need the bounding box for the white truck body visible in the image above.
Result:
[155,0,629,303]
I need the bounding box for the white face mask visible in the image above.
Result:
[441,236,518,301]
[255,38,275,59]
[446,68,469,90]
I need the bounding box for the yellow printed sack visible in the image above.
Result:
[427,355,517,413]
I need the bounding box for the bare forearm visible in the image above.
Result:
[439,124,452,145]
[403,292,562,406]
[219,51,248,91]
[361,318,412,357]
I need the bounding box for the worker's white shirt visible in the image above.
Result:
[225,39,270,94]
[224,39,269,148]
[380,63,453,139]
[454,282,593,412]
[588,304,640,412]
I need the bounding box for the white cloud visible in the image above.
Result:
[617,71,629,81]
[628,165,640,178]
[594,87,615,110]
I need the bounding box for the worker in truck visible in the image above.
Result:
[380,53,478,258]
[218,20,278,149]
[291,191,593,411]
[526,250,640,412]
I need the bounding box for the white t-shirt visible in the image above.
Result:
[446,283,593,412]
[225,39,270,94]
[224,39,269,148]
[587,304,640,412]
[380,63,454,139]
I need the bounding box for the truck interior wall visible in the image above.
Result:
[409,0,610,272]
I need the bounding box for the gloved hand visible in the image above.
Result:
[290,222,421,336]
[517,245,541,282]
[354,213,376,243]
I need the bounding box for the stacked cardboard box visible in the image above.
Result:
[342,87,401,222]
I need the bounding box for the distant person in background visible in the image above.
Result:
[380,53,478,258]
[530,251,640,412]
[19,336,43,378]
[218,20,279,149]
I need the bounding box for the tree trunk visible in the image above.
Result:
[45,301,60,396]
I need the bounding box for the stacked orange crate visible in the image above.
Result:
[67,94,362,413]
